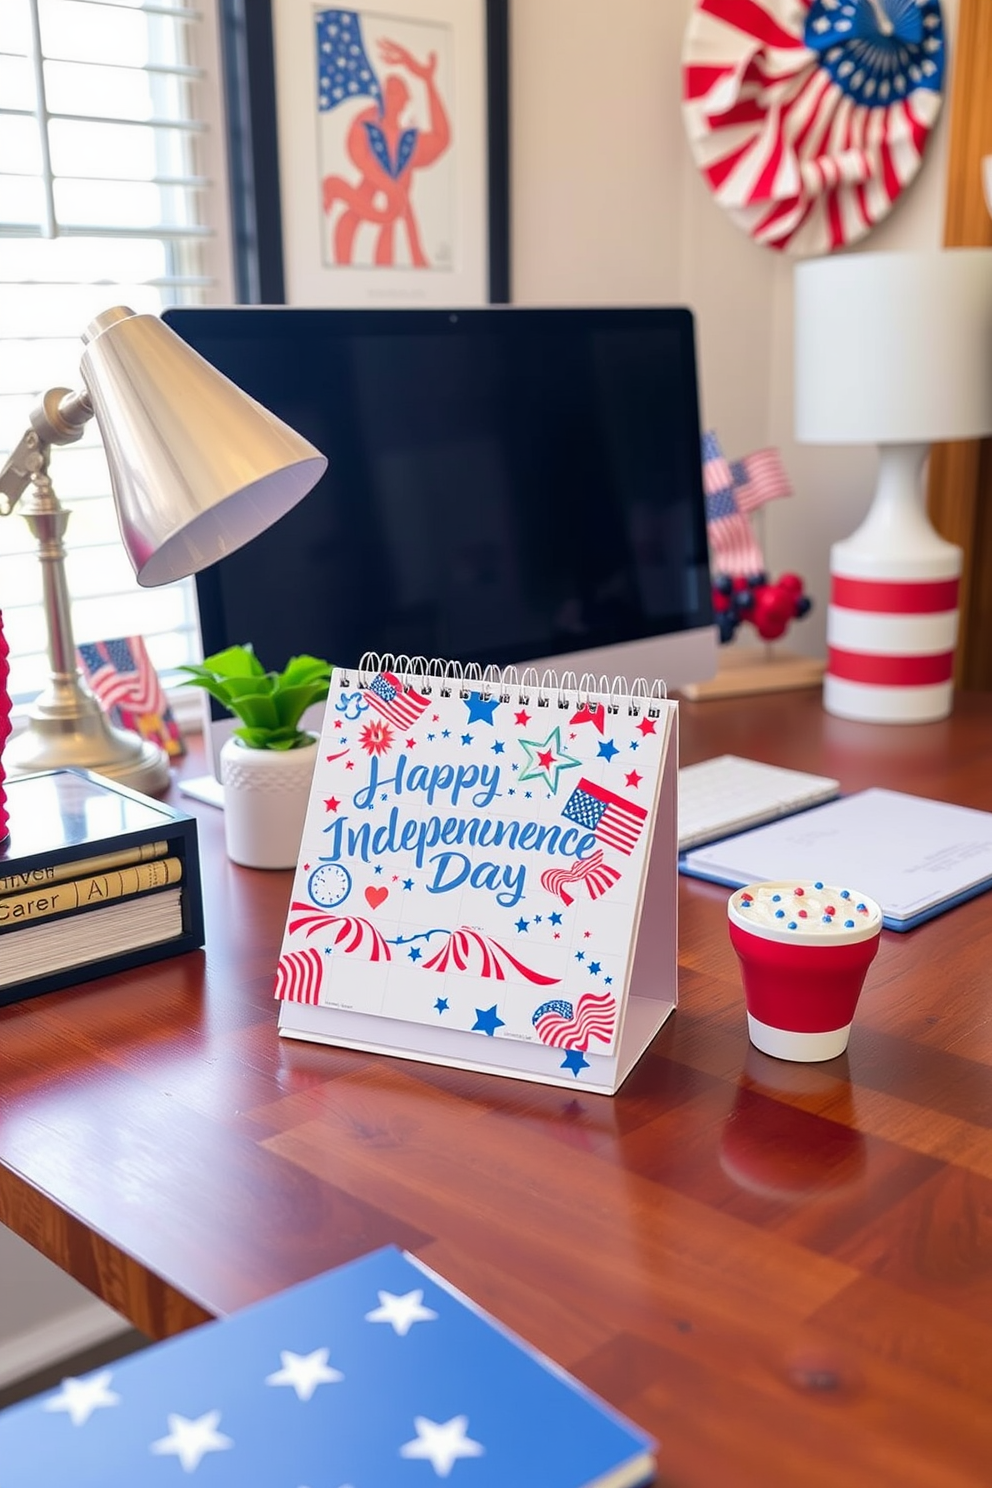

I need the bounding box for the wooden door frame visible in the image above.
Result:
[927,0,992,689]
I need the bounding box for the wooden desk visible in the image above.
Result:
[2,690,991,1487]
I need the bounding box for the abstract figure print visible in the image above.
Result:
[316,8,454,271]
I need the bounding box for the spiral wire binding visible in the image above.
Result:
[350,653,668,717]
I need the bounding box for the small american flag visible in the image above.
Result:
[77,636,184,757]
[532,992,617,1050]
[729,449,792,514]
[561,779,648,857]
[701,430,765,579]
[274,947,324,1005]
[364,673,430,730]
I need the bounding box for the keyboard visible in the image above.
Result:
[678,754,840,852]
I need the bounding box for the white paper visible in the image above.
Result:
[681,787,992,922]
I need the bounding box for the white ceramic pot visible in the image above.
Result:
[220,735,318,869]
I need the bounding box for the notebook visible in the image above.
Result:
[677,754,839,851]
[275,657,679,1094]
[0,1245,656,1488]
[679,787,992,930]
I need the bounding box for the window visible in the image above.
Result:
[0,0,234,706]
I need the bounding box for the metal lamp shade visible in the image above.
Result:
[79,307,328,587]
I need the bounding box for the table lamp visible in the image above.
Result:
[0,306,327,794]
[794,249,992,724]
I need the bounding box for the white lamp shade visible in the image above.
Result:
[794,249,992,446]
[79,307,328,587]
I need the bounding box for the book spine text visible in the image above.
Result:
[0,839,171,897]
[0,857,182,928]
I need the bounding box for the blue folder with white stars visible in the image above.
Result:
[0,1246,656,1487]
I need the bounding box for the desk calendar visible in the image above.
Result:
[275,659,678,1094]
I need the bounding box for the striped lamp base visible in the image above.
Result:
[824,573,959,723]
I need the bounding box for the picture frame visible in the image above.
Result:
[224,1,509,308]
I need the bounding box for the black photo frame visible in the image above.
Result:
[219,0,510,305]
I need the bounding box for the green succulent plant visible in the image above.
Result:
[178,644,332,751]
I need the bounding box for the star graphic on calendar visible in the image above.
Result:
[516,726,581,793]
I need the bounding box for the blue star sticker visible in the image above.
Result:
[588,960,601,975]
[561,1049,589,1076]
[403,878,414,890]
[515,917,529,933]
[597,738,620,762]
[492,740,505,755]
[441,729,451,738]
[464,691,499,725]
[434,997,449,1013]
[373,864,383,875]
[575,950,585,962]
[473,1004,505,1036]
[461,733,473,746]
[408,946,422,962]
[604,975,613,985]
[549,911,563,926]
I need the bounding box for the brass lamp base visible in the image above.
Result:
[5,680,171,797]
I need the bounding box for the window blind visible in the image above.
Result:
[0,0,234,705]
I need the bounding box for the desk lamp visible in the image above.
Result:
[0,306,327,794]
[794,250,992,724]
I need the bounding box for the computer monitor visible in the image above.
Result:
[162,305,716,773]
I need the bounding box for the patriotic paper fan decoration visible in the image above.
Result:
[682,0,945,255]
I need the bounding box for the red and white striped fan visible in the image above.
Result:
[682,0,945,255]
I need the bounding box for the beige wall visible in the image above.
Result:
[511,0,959,658]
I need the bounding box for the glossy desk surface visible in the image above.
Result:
[2,689,992,1487]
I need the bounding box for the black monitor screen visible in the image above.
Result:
[163,305,712,677]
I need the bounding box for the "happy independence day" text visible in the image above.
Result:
[321,755,596,908]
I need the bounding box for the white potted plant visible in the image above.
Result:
[179,645,332,869]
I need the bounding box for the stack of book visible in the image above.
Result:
[0,768,204,1007]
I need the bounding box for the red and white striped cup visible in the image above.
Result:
[728,881,882,1061]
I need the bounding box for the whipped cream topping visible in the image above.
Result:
[728,880,882,945]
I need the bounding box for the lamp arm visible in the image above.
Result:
[0,387,92,517]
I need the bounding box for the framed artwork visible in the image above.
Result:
[259,0,508,306]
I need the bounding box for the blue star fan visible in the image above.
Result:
[805,0,945,109]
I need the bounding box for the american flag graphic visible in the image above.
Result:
[274,947,324,1005]
[316,9,382,114]
[532,992,618,1051]
[729,449,792,514]
[77,636,183,756]
[561,779,648,857]
[364,672,430,730]
[540,849,621,907]
[682,0,945,255]
[702,430,765,579]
